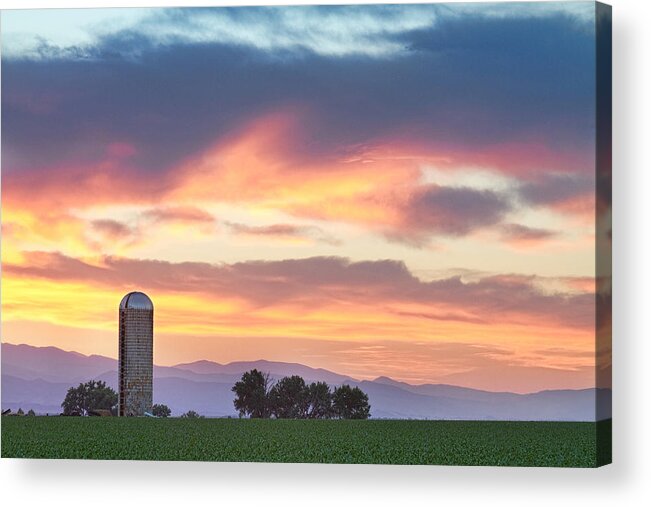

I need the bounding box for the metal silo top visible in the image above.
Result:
[119,292,153,310]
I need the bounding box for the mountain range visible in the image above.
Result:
[1,343,610,420]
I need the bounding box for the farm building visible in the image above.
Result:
[118,292,154,416]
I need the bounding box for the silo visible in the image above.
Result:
[118,292,154,416]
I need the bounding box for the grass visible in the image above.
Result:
[1,417,611,467]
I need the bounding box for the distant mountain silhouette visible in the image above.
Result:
[2,343,117,383]
[1,343,610,420]
[174,359,354,384]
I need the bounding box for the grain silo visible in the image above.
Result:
[118,292,154,416]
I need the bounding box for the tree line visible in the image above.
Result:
[56,370,372,420]
[232,369,370,419]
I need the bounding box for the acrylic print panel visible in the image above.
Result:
[0,2,611,467]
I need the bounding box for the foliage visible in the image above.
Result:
[232,371,368,420]
[332,385,371,419]
[26,409,36,417]
[152,404,172,417]
[306,381,333,419]
[269,376,309,419]
[16,408,24,416]
[61,380,118,416]
[0,417,610,467]
[180,410,203,419]
[232,369,273,418]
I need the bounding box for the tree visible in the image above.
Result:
[152,404,171,417]
[231,373,370,420]
[61,380,118,416]
[306,381,333,419]
[181,410,203,419]
[332,385,371,419]
[17,408,24,416]
[269,375,309,419]
[232,369,273,418]
[27,409,36,416]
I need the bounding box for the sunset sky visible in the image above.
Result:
[1,3,606,393]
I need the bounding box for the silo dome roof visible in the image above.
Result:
[119,292,153,310]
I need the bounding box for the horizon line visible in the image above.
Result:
[1,341,601,396]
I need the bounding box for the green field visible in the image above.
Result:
[1,417,611,467]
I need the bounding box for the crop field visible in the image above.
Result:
[1,417,611,467]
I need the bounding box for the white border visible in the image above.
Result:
[1,0,649,505]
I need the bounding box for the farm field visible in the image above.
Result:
[1,417,611,467]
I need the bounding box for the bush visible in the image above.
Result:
[152,404,172,417]
[180,410,203,419]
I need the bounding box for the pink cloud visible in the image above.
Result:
[5,251,595,331]
[3,111,596,250]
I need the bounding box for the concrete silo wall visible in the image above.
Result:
[119,307,154,416]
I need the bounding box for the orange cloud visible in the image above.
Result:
[2,248,597,391]
[3,110,596,255]
[2,110,600,391]
[4,251,595,332]
[167,112,519,246]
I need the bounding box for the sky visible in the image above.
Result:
[1,2,607,393]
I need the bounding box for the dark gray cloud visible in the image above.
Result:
[500,223,557,243]
[91,219,134,239]
[2,10,595,179]
[405,185,511,235]
[386,185,511,246]
[518,174,594,207]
